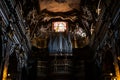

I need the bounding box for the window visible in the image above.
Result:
[52,21,67,32]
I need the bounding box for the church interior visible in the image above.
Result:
[0,0,120,80]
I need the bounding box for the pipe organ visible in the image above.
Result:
[0,0,120,80]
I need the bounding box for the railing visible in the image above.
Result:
[50,59,72,73]
[37,61,48,76]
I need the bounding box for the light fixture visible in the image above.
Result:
[110,73,113,76]
[7,73,10,77]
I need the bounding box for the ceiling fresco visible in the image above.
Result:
[39,0,81,12]
[22,0,98,49]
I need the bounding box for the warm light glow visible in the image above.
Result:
[110,73,113,76]
[116,70,120,80]
[53,22,67,32]
[7,73,10,77]
[96,8,101,15]
[117,57,120,61]
[113,78,117,80]
[39,0,81,12]
[2,66,8,80]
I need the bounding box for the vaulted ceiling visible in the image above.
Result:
[39,0,81,12]
[20,0,101,49]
